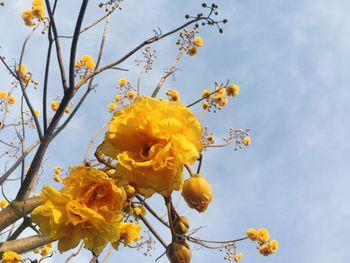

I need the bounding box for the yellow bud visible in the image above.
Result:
[124,185,136,197]
[174,216,189,235]
[181,174,213,212]
[166,241,192,263]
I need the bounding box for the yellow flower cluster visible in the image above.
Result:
[201,84,240,111]
[16,64,31,84]
[247,228,279,256]
[32,166,128,253]
[166,89,180,101]
[113,222,142,249]
[22,0,45,26]
[1,91,16,105]
[53,166,62,182]
[233,252,243,262]
[0,199,9,209]
[75,55,95,70]
[187,36,204,56]
[1,251,22,263]
[99,96,203,197]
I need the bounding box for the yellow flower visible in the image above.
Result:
[226,84,239,97]
[0,199,9,209]
[243,137,251,146]
[22,9,34,26]
[246,228,258,241]
[108,102,117,111]
[81,55,95,69]
[218,96,228,107]
[133,207,142,216]
[127,91,136,100]
[16,65,27,78]
[34,109,40,117]
[256,228,270,243]
[32,0,44,7]
[234,253,243,262]
[115,95,123,102]
[40,246,51,256]
[119,77,128,87]
[193,36,203,47]
[99,96,203,197]
[53,174,61,183]
[54,166,61,174]
[1,251,22,263]
[216,86,225,95]
[267,240,279,254]
[0,91,8,99]
[201,89,212,99]
[46,242,54,248]
[259,244,270,256]
[187,47,197,56]
[202,101,210,110]
[33,248,39,253]
[166,89,180,101]
[181,174,212,212]
[124,185,136,197]
[7,96,16,105]
[74,61,82,68]
[32,6,45,19]
[113,222,141,249]
[51,101,60,111]
[65,107,71,114]
[32,167,126,253]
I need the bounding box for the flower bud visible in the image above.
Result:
[174,216,189,235]
[181,174,212,212]
[166,241,192,263]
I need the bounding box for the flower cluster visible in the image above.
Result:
[247,228,279,256]
[201,84,239,111]
[53,166,62,182]
[0,91,16,105]
[22,0,45,26]
[187,36,204,56]
[32,166,141,253]
[16,64,31,84]
[75,55,95,70]
[98,96,203,197]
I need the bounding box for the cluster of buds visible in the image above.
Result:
[53,166,62,182]
[0,91,16,105]
[176,27,204,57]
[15,64,34,86]
[135,46,157,73]
[75,55,96,74]
[247,228,279,256]
[50,100,71,114]
[201,84,239,111]
[1,251,22,263]
[98,0,124,12]
[21,0,45,27]
[108,77,137,111]
[33,242,54,257]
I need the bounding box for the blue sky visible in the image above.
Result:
[1,0,349,262]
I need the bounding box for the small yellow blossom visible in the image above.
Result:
[33,248,39,254]
[7,96,16,105]
[127,91,136,100]
[46,242,54,248]
[201,89,212,99]
[218,96,228,107]
[256,228,270,243]
[81,55,95,69]
[0,199,9,209]
[226,84,239,97]
[115,95,123,102]
[187,47,197,56]
[53,174,61,183]
[247,228,258,241]
[32,5,45,19]
[40,246,51,256]
[113,222,142,248]
[267,240,279,254]
[64,108,71,114]
[233,253,243,262]
[1,251,22,263]
[51,101,60,111]
[54,166,61,174]
[32,0,44,6]
[119,77,127,87]
[243,137,251,146]
[22,9,34,26]
[133,207,142,216]
[193,36,203,47]
[216,86,225,95]
[166,89,180,101]
[202,101,210,110]
[108,102,117,111]
[34,109,40,117]
[0,91,8,99]
[26,166,30,173]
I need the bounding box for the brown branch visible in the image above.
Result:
[0,234,55,256]
[0,196,42,232]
